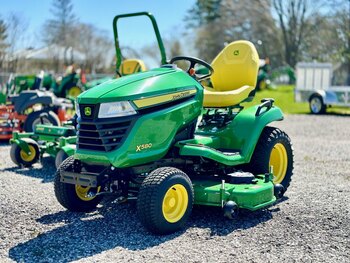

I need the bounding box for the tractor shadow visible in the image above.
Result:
[2,156,56,183]
[189,196,287,236]
[0,141,10,146]
[9,196,287,262]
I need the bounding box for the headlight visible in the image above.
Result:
[98,101,136,118]
[75,101,81,118]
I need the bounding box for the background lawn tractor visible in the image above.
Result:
[256,58,273,91]
[0,89,73,140]
[54,12,294,235]
[10,119,76,168]
[4,70,84,100]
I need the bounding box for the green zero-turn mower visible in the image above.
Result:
[10,119,76,169]
[54,12,293,235]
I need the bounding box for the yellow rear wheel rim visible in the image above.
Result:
[269,143,288,183]
[20,145,36,162]
[162,184,188,223]
[67,86,81,98]
[75,185,101,201]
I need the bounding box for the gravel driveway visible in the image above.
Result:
[0,114,349,263]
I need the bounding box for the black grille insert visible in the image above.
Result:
[77,109,135,152]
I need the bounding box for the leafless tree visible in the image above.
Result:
[4,12,29,72]
[73,23,114,73]
[43,0,77,66]
[0,18,7,71]
[272,0,319,68]
[187,0,284,64]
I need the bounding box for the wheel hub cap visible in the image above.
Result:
[311,98,322,113]
[20,145,36,162]
[269,143,288,183]
[162,184,188,223]
[75,185,100,201]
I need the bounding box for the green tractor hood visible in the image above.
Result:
[77,67,200,105]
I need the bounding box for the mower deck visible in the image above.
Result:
[192,177,276,211]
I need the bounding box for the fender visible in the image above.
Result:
[178,103,283,166]
[232,104,283,163]
[310,90,339,105]
[13,90,54,113]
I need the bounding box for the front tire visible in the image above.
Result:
[247,127,294,191]
[54,156,102,212]
[10,139,40,167]
[137,167,194,235]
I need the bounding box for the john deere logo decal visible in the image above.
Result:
[233,50,239,56]
[84,107,91,116]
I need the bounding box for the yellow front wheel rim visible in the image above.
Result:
[20,145,36,162]
[75,185,101,201]
[162,184,188,223]
[67,86,81,98]
[269,143,288,183]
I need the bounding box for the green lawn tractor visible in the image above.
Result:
[256,58,273,91]
[54,12,293,235]
[51,71,84,98]
[4,70,84,101]
[10,118,76,169]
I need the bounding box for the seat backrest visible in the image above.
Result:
[119,59,146,76]
[210,40,259,91]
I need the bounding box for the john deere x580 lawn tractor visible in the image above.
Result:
[54,13,293,235]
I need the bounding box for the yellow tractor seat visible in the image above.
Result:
[203,40,259,108]
[119,59,146,76]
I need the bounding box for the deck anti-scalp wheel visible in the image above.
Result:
[247,126,294,191]
[10,138,40,167]
[54,156,102,212]
[137,167,194,235]
[55,149,69,169]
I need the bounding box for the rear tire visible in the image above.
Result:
[65,86,82,98]
[24,110,60,132]
[247,127,294,191]
[309,95,326,114]
[137,167,194,235]
[10,139,40,167]
[54,156,102,212]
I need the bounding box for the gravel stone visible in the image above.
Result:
[0,114,349,262]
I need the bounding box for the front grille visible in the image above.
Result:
[77,104,135,152]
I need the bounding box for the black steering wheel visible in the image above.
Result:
[169,56,214,81]
[115,69,122,78]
